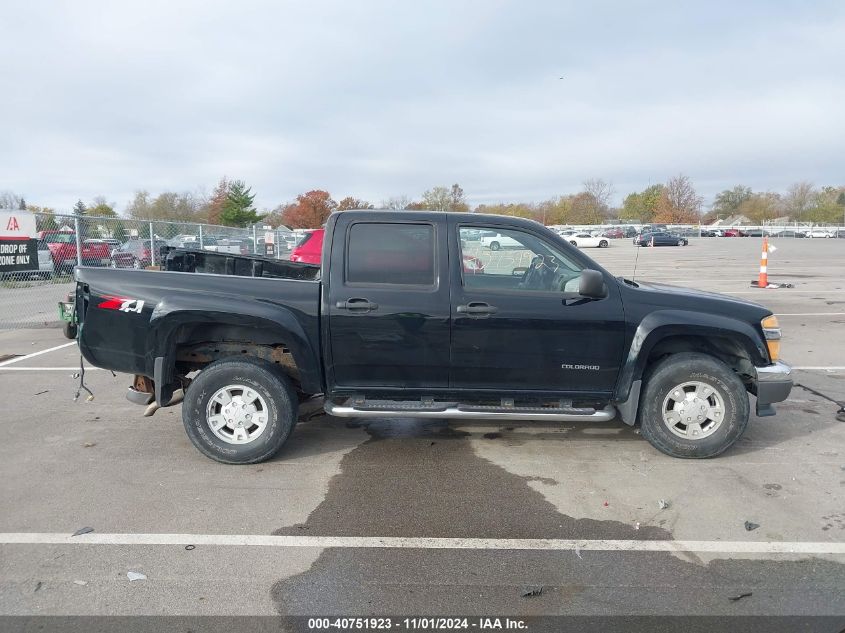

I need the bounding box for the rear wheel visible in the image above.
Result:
[489,241,501,251]
[638,352,749,458]
[182,358,297,464]
[599,240,608,248]
[132,258,141,269]
[570,240,577,246]
[62,322,77,339]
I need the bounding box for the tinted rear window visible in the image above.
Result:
[346,223,435,286]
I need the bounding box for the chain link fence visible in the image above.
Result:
[0,213,298,329]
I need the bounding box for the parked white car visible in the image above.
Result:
[566,233,610,248]
[479,232,524,251]
[805,229,833,238]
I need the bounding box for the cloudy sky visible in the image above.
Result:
[2,0,843,212]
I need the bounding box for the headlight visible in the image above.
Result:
[761,315,781,361]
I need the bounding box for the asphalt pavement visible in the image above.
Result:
[0,238,843,630]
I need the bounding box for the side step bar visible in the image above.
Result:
[325,400,617,422]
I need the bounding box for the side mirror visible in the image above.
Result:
[578,269,606,299]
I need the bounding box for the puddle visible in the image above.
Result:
[269,416,845,615]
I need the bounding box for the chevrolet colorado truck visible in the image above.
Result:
[72,211,792,464]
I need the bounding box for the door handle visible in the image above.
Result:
[336,298,379,311]
[456,302,498,316]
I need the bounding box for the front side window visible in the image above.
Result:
[347,223,435,286]
[460,226,584,293]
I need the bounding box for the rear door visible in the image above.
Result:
[326,215,451,391]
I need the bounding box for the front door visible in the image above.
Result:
[326,216,451,391]
[449,220,626,396]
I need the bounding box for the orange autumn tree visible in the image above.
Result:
[280,190,338,229]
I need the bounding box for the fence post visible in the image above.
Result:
[199,225,204,249]
[149,221,156,267]
[253,225,258,253]
[74,216,83,266]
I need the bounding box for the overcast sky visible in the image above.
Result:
[2,0,843,212]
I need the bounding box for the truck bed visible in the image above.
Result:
[161,247,320,281]
[74,266,322,386]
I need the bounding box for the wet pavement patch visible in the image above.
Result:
[270,418,845,616]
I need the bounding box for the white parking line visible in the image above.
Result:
[793,366,845,371]
[0,342,76,367]
[774,313,845,317]
[0,367,102,371]
[726,290,845,295]
[0,533,843,554]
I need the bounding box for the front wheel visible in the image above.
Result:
[599,240,608,248]
[638,352,749,458]
[489,241,501,251]
[182,358,297,464]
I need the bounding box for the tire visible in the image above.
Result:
[62,321,78,339]
[637,352,749,458]
[570,240,577,246]
[599,240,608,248]
[132,258,141,269]
[182,358,298,464]
[489,241,501,251]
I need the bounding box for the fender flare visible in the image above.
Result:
[613,309,768,423]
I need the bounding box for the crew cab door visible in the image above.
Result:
[325,215,451,391]
[449,219,625,395]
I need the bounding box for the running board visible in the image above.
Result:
[325,400,617,422]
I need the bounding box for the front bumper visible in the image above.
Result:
[753,361,793,416]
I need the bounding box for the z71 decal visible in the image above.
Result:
[98,295,145,313]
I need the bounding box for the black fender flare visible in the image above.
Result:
[147,293,321,404]
[613,310,768,422]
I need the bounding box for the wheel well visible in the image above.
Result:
[172,323,302,390]
[645,335,755,383]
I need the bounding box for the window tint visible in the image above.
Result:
[460,226,584,293]
[347,223,435,286]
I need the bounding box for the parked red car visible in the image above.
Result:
[290,228,485,274]
[722,229,747,237]
[38,230,112,272]
[289,230,323,264]
[602,228,624,239]
[110,239,167,269]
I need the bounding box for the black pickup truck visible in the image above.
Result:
[73,211,792,464]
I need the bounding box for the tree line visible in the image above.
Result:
[3,176,844,231]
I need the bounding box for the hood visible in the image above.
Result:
[621,278,771,321]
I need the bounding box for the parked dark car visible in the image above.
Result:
[110,239,167,269]
[634,231,688,246]
[771,230,806,239]
[700,230,717,237]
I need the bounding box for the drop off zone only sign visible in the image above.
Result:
[0,211,38,273]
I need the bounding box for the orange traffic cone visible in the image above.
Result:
[758,237,768,288]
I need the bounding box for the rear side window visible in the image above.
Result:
[346,223,435,286]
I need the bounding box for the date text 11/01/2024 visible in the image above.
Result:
[307,617,528,630]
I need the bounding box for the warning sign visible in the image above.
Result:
[0,211,39,273]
